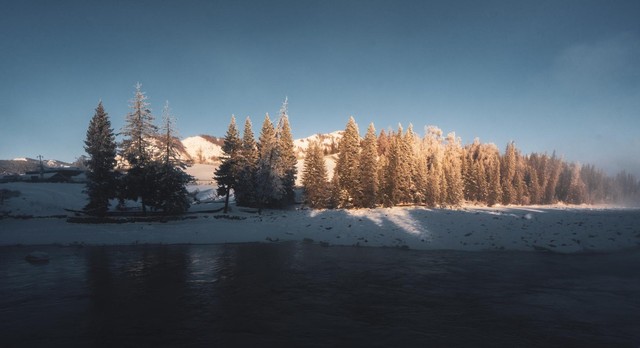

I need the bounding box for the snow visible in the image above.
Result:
[293,131,343,158]
[1,182,639,253]
[12,158,28,162]
[181,136,222,164]
[185,163,217,183]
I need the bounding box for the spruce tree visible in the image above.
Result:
[235,117,258,207]
[84,101,117,216]
[399,124,417,204]
[214,116,242,213]
[120,82,157,167]
[119,83,158,214]
[382,133,399,207]
[333,116,360,208]
[485,144,502,206]
[424,126,444,207]
[358,123,378,208]
[443,132,464,206]
[501,141,517,205]
[155,101,192,215]
[255,114,283,212]
[302,141,329,208]
[275,98,297,205]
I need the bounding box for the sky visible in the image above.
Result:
[1,0,639,177]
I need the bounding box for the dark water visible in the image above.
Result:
[1,242,639,347]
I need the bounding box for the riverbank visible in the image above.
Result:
[1,182,639,252]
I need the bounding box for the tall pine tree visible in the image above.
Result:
[275,98,298,205]
[235,117,258,207]
[255,114,283,212]
[333,116,360,208]
[155,101,192,214]
[358,123,378,208]
[119,83,158,214]
[214,116,242,213]
[302,141,329,208]
[84,101,117,216]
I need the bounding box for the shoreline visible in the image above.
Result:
[2,205,640,253]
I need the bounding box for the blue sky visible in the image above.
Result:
[1,0,639,176]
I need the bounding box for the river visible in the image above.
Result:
[1,242,639,347]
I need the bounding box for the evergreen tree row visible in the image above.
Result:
[84,83,192,216]
[215,98,298,213]
[303,117,640,209]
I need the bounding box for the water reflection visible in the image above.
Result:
[0,243,639,347]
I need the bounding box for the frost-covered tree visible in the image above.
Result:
[399,124,417,204]
[500,141,517,205]
[302,141,329,208]
[120,82,158,167]
[154,101,192,215]
[255,114,283,211]
[214,116,242,213]
[358,123,378,208]
[424,126,445,207]
[84,101,117,216]
[275,98,297,205]
[333,116,360,208]
[485,144,503,206]
[235,117,258,207]
[441,132,464,207]
[382,125,414,206]
[119,83,159,214]
[158,101,184,167]
[543,152,563,204]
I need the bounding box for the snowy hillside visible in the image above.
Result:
[181,136,223,164]
[293,131,343,159]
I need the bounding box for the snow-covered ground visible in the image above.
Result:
[1,182,639,253]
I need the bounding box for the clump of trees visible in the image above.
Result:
[302,117,640,209]
[83,83,192,216]
[215,98,298,213]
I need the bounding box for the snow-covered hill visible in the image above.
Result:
[181,136,224,164]
[293,131,343,159]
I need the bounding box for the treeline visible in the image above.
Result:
[84,83,192,216]
[301,117,640,209]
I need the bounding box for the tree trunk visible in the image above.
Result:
[224,187,230,214]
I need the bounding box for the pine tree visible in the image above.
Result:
[255,114,283,212]
[424,126,444,207]
[302,141,329,208]
[154,101,192,215]
[399,124,417,204]
[214,116,242,213]
[235,117,258,207]
[443,132,464,206]
[275,98,298,205]
[120,82,157,167]
[84,101,117,216]
[118,83,159,214]
[159,101,184,167]
[501,141,518,205]
[485,144,502,206]
[358,123,378,208]
[333,116,360,208]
